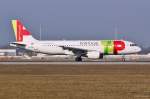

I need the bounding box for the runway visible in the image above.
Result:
[0,54,150,63]
[1,61,150,65]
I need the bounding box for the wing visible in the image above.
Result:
[59,46,88,56]
[59,46,104,59]
[59,46,98,57]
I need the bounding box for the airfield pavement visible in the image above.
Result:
[0,62,150,99]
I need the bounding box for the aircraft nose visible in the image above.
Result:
[135,46,142,53]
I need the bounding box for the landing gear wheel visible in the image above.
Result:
[75,57,82,62]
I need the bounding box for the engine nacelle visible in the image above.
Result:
[86,51,103,59]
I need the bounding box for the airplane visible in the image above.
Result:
[10,20,142,61]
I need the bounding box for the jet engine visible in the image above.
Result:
[86,51,103,59]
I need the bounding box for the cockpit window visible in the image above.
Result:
[130,44,137,46]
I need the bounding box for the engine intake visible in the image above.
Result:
[86,51,103,59]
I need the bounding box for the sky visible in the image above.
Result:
[0,0,150,47]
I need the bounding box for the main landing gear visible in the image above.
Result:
[75,57,82,62]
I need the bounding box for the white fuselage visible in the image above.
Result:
[24,40,141,55]
[26,40,102,55]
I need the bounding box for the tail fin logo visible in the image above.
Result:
[12,20,31,42]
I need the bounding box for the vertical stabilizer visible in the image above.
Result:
[11,20,37,42]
